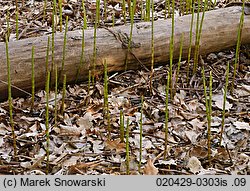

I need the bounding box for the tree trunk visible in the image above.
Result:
[0,6,249,101]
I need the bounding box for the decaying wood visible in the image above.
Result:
[0,6,249,100]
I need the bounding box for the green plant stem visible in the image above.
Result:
[54,64,58,128]
[76,20,85,83]
[5,35,17,161]
[31,46,35,111]
[82,0,87,29]
[126,118,130,175]
[120,109,124,143]
[60,74,67,115]
[166,0,170,18]
[92,20,97,83]
[164,71,170,159]
[208,70,212,167]
[53,0,57,28]
[169,0,175,99]
[45,71,50,174]
[231,0,245,93]
[176,33,184,85]
[59,16,68,84]
[104,0,107,21]
[149,1,155,93]
[103,59,110,139]
[193,0,201,74]
[145,0,150,21]
[194,0,207,74]
[201,62,212,167]
[219,62,230,146]
[15,10,19,40]
[186,5,194,82]
[45,36,50,76]
[43,0,47,23]
[59,0,62,32]
[51,5,55,75]
[122,0,126,24]
[138,95,144,173]
[96,0,100,26]
[6,10,10,41]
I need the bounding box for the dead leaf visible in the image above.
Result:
[185,130,200,144]
[213,94,232,110]
[143,158,158,175]
[233,121,250,130]
[105,139,125,153]
[187,156,203,174]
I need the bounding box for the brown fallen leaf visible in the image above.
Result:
[68,160,102,174]
[143,158,158,175]
[104,139,125,153]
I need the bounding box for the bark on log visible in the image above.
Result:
[0,6,250,101]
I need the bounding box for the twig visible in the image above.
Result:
[100,26,149,72]
[0,80,32,97]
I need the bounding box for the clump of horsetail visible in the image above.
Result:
[169,0,175,99]
[31,46,35,111]
[45,71,50,174]
[149,0,155,93]
[103,60,110,139]
[59,0,63,32]
[60,74,67,115]
[219,62,230,146]
[193,0,207,74]
[125,117,130,175]
[138,95,144,174]
[186,4,194,82]
[59,16,68,84]
[5,35,17,161]
[201,62,212,167]
[231,1,245,93]
[119,109,124,143]
[164,71,170,159]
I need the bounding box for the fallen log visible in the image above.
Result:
[0,6,249,101]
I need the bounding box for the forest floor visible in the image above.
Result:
[0,0,250,175]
